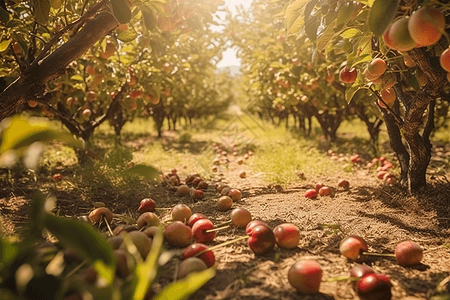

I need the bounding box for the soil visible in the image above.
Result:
[1,138,450,300]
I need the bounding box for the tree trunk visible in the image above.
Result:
[0,10,118,121]
[403,48,446,191]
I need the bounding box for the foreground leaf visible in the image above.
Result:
[153,268,216,300]
[44,214,115,284]
[368,0,399,36]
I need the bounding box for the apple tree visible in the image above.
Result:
[282,0,450,191]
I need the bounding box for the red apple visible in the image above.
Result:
[163,221,192,248]
[350,265,375,290]
[188,213,207,228]
[182,243,215,267]
[138,198,156,214]
[273,223,300,249]
[52,173,62,182]
[357,273,392,300]
[228,189,242,201]
[339,235,368,261]
[192,219,216,243]
[304,189,318,199]
[246,220,269,235]
[88,207,113,225]
[318,186,331,196]
[197,181,208,190]
[191,189,204,200]
[395,241,423,266]
[288,260,322,293]
[231,208,252,228]
[338,179,350,189]
[248,225,276,255]
[314,182,324,191]
[192,177,203,188]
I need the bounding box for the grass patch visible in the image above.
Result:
[249,122,343,186]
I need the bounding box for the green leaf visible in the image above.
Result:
[132,226,164,300]
[340,28,362,39]
[347,35,372,68]
[44,214,115,284]
[336,2,354,26]
[33,0,50,24]
[0,116,82,154]
[142,9,156,31]
[0,38,11,52]
[304,15,319,41]
[345,72,366,103]
[153,268,216,300]
[368,0,399,36]
[116,28,138,43]
[124,164,161,180]
[0,7,10,23]
[0,237,17,268]
[355,0,375,7]
[70,74,84,81]
[316,19,337,51]
[111,0,131,24]
[285,0,310,34]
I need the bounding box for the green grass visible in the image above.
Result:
[248,120,343,185]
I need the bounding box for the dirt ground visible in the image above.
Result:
[1,139,450,300]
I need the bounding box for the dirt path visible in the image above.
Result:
[174,147,450,300]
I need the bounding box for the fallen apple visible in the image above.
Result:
[273,223,300,249]
[304,189,318,199]
[395,241,423,266]
[192,219,216,243]
[288,260,322,294]
[246,220,269,235]
[231,208,252,228]
[248,225,276,255]
[188,213,207,228]
[228,189,242,201]
[176,185,191,196]
[338,179,350,189]
[119,231,152,259]
[182,243,215,267]
[217,196,233,211]
[318,186,331,196]
[172,204,192,223]
[136,212,160,229]
[163,221,192,248]
[138,198,156,214]
[357,273,392,300]
[177,257,207,279]
[339,235,368,261]
[88,207,113,225]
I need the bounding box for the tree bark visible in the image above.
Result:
[404,48,446,191]
[0,11,118,121]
